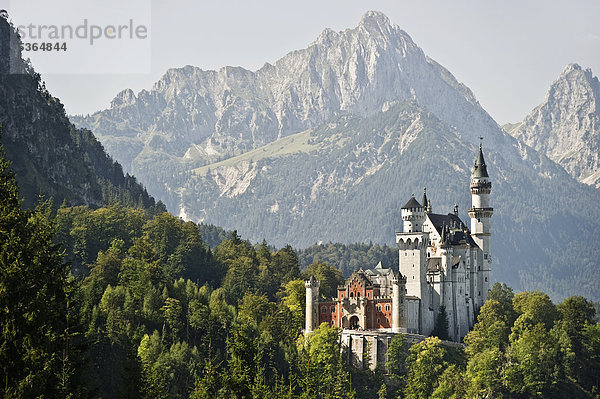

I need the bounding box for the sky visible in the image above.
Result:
[3,0,600,124]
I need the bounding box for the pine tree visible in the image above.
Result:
[431,304,450,341]
[0,140,79,397]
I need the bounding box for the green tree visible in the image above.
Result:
[161,297,183,342]
[512,291,557,333]
[504,323,565,398]
[303,261,344,299]
[385,334,407,378]
[431,304,450,340]
[280,279,306,329]
[431,364,467,399]
[404,337,448,399]
[556,296,598,392]
[0,148,80,397]
[301,323,354,399]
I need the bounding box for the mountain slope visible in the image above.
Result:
[72,11,600,301]
[506,64,600,187]
[0,16,160,210]
[72,11,504,211]
[177,101,600,301]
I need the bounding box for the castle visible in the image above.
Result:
[305,144,493,359]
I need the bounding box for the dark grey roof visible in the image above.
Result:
[427,258,442,272]
[473,145,489,178]
[427,213,479,248]
[428,213,465,233]
[402,196,422,209]
[449,230,478,247]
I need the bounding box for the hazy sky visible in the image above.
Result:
[5,0,600,124]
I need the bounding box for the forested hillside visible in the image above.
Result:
[0,16,160,211]
[1,148,599,397]
[298,242,398,277]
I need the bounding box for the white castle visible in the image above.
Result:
[305,144,492,348]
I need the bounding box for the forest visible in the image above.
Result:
[1,147,600,399]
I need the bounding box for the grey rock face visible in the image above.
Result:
[72,11,496,169]
[508,64,600,187]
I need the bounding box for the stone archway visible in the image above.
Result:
[349,315,359,330]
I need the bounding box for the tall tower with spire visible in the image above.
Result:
[468,142,493,304]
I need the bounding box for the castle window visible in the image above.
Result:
[485,277,488,282]
[357,292,360,298]
[478,291,481,296]
[386,318,389,324]
[321,307,326,313]
[377,318,381,324]
[376,305,381,311]
[385,304,391,311]
[367,292,370,298]
[331,307,335,313]
[330,320,334,326]
[350,292,354,298]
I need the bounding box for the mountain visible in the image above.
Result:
[71,11,498,209]
[0,16,161,210]
[506,64,600,187]
[72,11,600,301]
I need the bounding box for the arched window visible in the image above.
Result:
[385,304,391,311]
[321,307,326,313]
[350,292,354,298]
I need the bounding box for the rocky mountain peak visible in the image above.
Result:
[110,88,137,108]
[508,64,600,186]
[358,10,394,34]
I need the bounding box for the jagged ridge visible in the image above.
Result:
[507,63,600,187]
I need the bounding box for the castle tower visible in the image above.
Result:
[305,276,320,334]
[401,194,425,233]
[397,195,429,333]
[468,143,493,302]
[391,273,404,333]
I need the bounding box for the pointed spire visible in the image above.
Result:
[473,138,489,178]
[454,203,459,216]
[422,187,429,213]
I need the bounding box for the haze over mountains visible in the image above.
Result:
[71,11,600,301]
